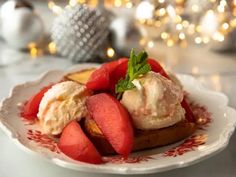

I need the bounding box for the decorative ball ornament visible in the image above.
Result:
[51,4,110,63]
[0,0,44,49]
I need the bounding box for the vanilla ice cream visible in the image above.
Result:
[121,71,185,130]
[38,81,91,135]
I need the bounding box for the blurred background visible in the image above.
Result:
[0,0,236,104]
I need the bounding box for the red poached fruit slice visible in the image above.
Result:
[86,67,110,91]
[21,85,51,120]
[86,58,128,91]
[110,60,128,92]
[86,93,134,157]
[58,120,103,164]
[102,58,128,74]
[181,98,195,122]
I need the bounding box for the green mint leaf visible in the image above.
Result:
[127,49,135,80]
[134,64,151,78]
[115,49,151,99]
[115,79,135,93]
[137,51,148,64]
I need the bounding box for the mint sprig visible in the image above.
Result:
[115,49,151,99]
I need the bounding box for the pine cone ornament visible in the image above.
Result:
[51,4,110,63]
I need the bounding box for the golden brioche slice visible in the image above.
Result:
[82,118,196,155]
[64,68,96,84]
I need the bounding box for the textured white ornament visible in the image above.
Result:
[51,4,110,63]
[0,0,44,49]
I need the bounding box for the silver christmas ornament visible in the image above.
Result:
[0,0,44,49]
[51,4,110,63]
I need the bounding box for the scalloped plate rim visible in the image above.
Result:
[0,63,236,174]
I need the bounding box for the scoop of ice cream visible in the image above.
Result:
[38,81,91,135]
[120,71,185,130]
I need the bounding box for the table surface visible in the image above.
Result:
[1,1,236,177]
[0,45,236,177]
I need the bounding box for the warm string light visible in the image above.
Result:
[47,0,236,51]
[48,42,57,54]
[30,48,38,58]
[106,47,115,58]
[48,0,135,9]
[147,40,154,48]
[113,0,134,8]
[27,42,58,58]
[48,1,63,14]
[135,0,236,46]
[28,42,38,58]
[47,0,96,15]
[233,0,236,16]
[191,4,200,13]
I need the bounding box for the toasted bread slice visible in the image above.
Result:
[82,118,196,155]
[64,68,96,84]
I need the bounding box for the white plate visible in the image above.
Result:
[0,64,236,175]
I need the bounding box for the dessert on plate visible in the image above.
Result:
[21,49,197,164]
